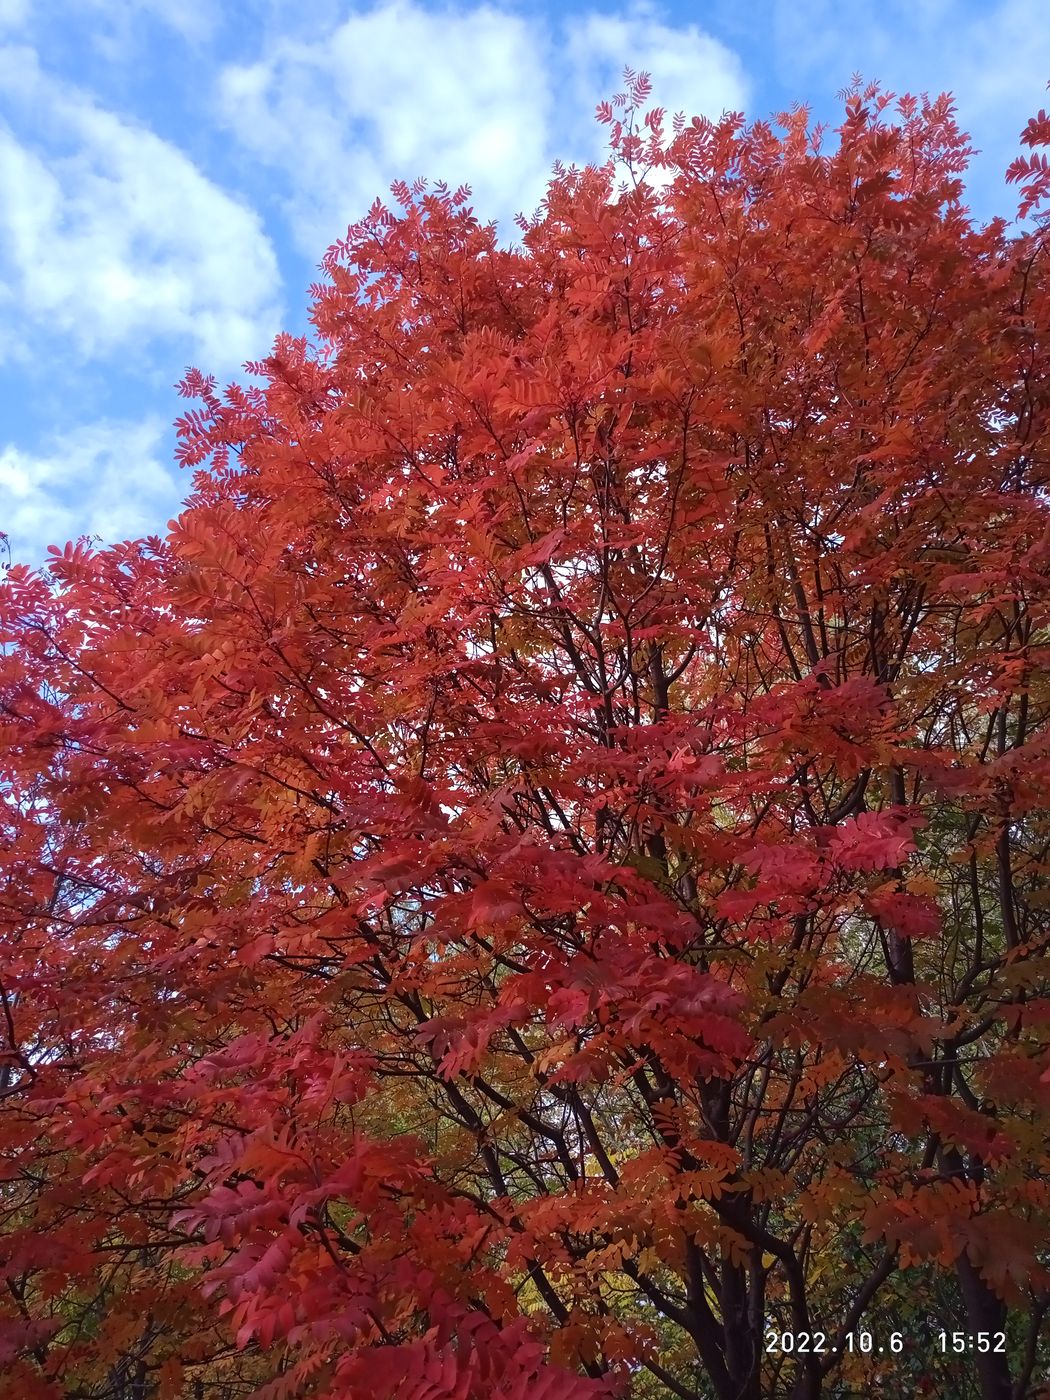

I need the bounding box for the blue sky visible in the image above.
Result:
[1,0,1046,567]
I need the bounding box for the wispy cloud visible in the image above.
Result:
[0,0,28,31]
[0,417,181,563]
[1,1,749,566]
[565,6,748,133]
[1,0,220,45]
[217,2,554,258]
[0,44,282,372]
[216,1,749,258]
[769,0,1050,216]
[104,0,221,43]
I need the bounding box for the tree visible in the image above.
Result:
[1,74,1049,1400]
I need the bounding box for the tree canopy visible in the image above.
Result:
[2,76,1049,1400]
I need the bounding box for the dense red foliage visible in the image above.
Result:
[2,78,1049,1399]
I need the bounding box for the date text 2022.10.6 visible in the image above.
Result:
[764,1331,1008,1358]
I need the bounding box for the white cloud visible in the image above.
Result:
[770,0,1050,104]
[68,0,222,61]
[0,45,282,372]
[0,418,181,566]
[0,0,219,44]
[768,0,1050,216]
[218,1,554,258]
[952,0,1050,118]
[216,1,749,259]
[111,0,220,42]
[566,6,748,137]
[0,0,28,31]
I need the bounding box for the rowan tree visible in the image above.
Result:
[2,75,1049,1400]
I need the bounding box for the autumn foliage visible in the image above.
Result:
[2,76,1050,1399]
